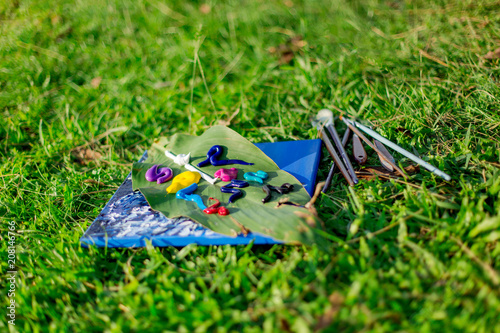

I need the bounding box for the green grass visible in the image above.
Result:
[1,0,500,331]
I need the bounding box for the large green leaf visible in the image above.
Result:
[132,126,326,247]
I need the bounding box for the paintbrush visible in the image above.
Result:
[325,121,359,184]
[316,109,358,185]
[340,116,451,181]
[322,128,351,193]
[339,116,407,178]
[312,111,355,186]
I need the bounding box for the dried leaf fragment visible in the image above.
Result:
[90,76,102,88]
[199,4,211,14]
[72,148,103,165]
[51,14,61,25]
[314,292,344,331]
[230,216,249,236]
[294,211,318,228]
[356,165,420,180]
[484,47,500,60]
[269,35,307,64]
[395,127,413,138]
[83,179,106,187]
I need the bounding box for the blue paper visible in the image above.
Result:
[80,139,322,248]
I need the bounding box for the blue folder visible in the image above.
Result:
[80,139,322,248]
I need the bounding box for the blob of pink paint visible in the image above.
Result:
[214,168,239,182]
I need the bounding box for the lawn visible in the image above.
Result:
[1,0,499,332]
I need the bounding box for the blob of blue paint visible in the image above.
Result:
[197,145,254,167]
[221,179,249,204]
[243,170,268,184]
[176,183,207,210]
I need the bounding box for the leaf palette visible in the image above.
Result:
[132,126,323,245]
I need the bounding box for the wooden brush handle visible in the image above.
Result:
[340,117,407,178]
[322,128,351,192]
[319,129,355,187]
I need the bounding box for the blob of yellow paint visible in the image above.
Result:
[166,171,201,194]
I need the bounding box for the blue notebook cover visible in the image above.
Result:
[80,139,322,248]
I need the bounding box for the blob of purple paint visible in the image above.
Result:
[214,168,239,182]
[145,165,173,184]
